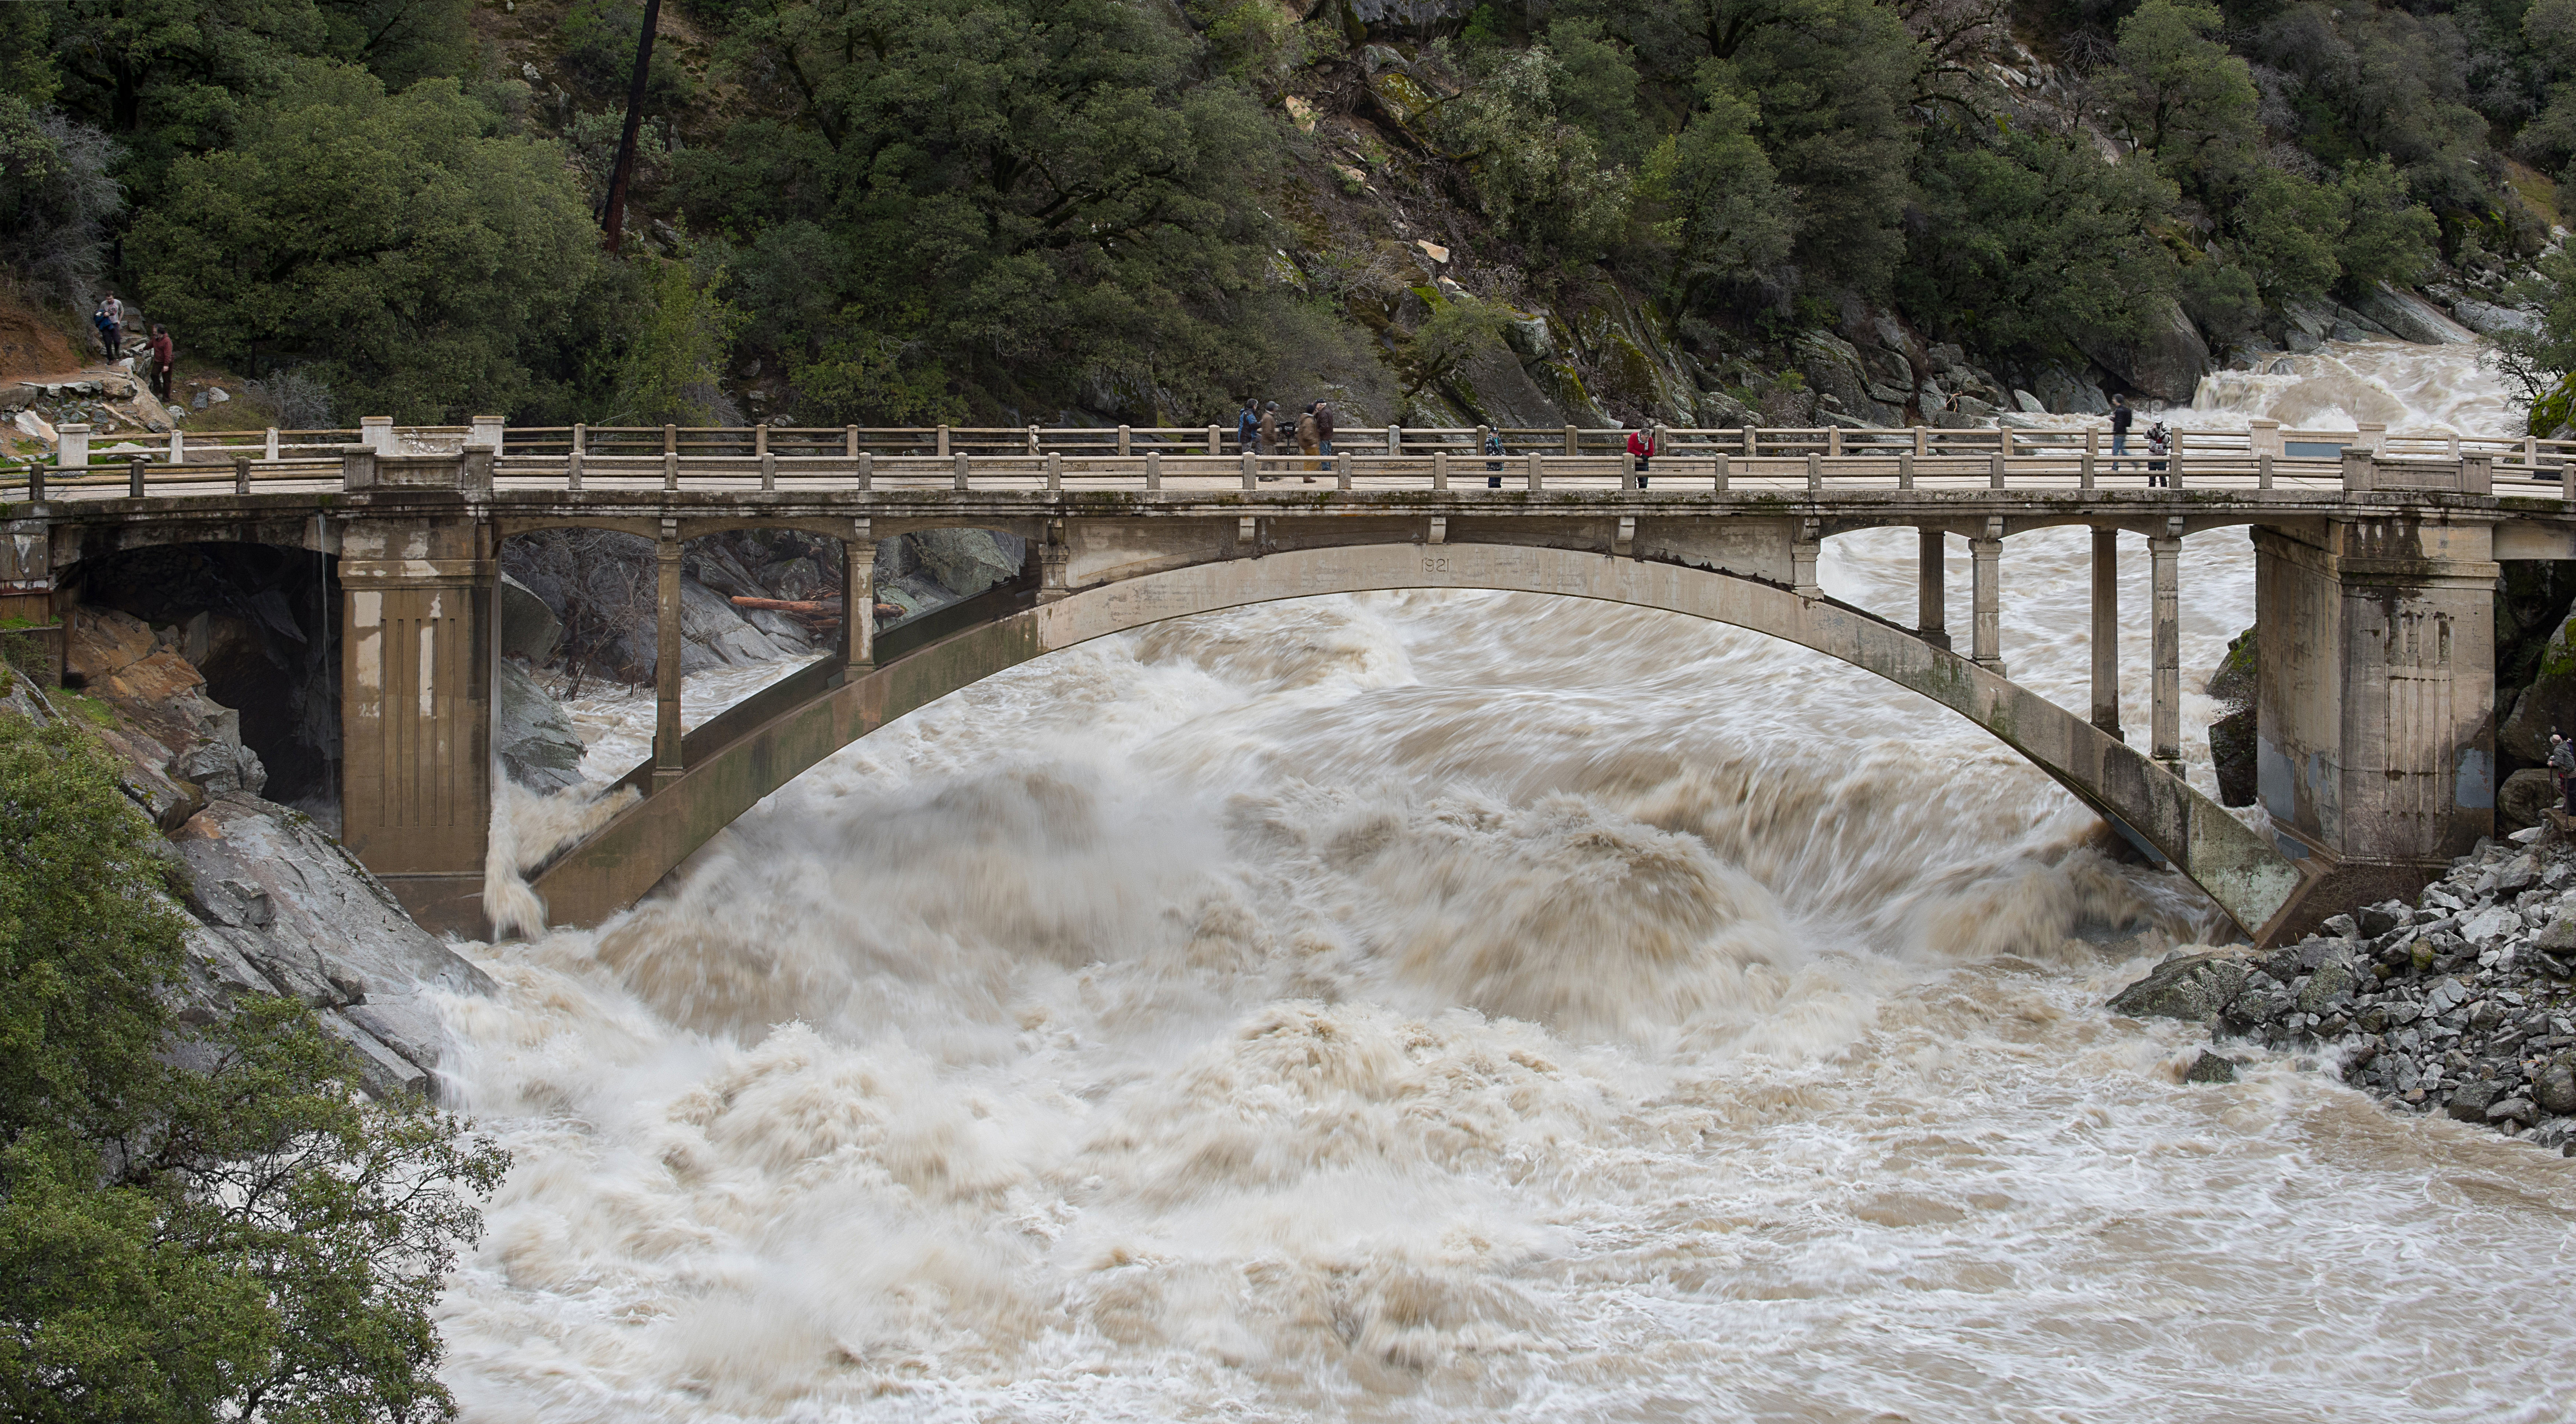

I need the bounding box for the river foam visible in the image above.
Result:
[437,341,2576,1422]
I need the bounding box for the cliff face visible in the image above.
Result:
[17,611,493,1099]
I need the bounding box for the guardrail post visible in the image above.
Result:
[662,447,678,491]
[1564,425,1578,456]
[2463,452,2493,495]
[1243,451,1259,489]
[2170,450,2185,490]
[1827,426,1842,458]
[168,427,184,463]
[1432,450,1448,491]
[2341,449,2373,495]
[845,425,858,460]
[1118,425,1131,457]
[567,445,583,491]
[1029,424,1041,455]
[937,424,950,458]
[1146,450,1161,491]
[1208,424,1222,456]
[2257,452,2273,489]
[1898,451,1913,489]
[954,450,971,490]
[471,414,504,454]
[1913,425,1927,456]
[857,451,874,491]
[1713,452,1729,492]
[1336,449,1352,490]
[57,422,89,474]
[1047,451,1062,491]
[339,443,376,491]
[128,455,145,498]
[361,415,393,454]
[1623,450,1638,491]
[1388,424,1401,460]
[1806,451,1821,491]
[1526,451,1543,492]
[21,458,40,502]
[2249,417,2283,458]
[1746,427,1759,458]
[761,445,777,491]
[233,456,250,496]
[2355,421,2384,453]
[1988,450,2006,490]
[264,427,279,461]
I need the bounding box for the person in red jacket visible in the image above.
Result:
[147,325,175,402]
[1626,423,1657,489]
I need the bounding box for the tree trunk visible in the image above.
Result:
[600,0,665,253]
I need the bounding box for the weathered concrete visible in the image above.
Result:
[530,543,2310,941]
[2253,515,2498,914]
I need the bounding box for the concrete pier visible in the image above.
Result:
[2090,528,2122,739]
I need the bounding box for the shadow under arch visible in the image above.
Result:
[528,542,2311,941]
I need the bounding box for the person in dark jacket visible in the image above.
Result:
[1313,401,1336,458]
[2109,393,2133,472]
[1237,399,1260,457]
[1485,428,1506,488]
[2550,731,2575,815]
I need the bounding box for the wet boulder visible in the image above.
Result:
[2108,952,2248,1021]
[496,659,585,793]
[2353,283,2476,346]
[2072,296,2212,403]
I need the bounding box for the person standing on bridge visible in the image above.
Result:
[1296,403,1321,481]
[1626,422,1658,489]
[1262,400,1285,460]
[1237,399,1261,458]
[147,324,175,403]
[1314,400,1336,462]
[1485,427,1506,488]
[2109,393,2133,472]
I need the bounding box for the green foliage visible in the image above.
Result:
[2335,157,2441,291]
[0,713,508,1421]
[1401,290,1510,397]
[1899,128,2182,354]
[560,0,691,103]
[1636,70,1791,304]
[1437,42,1635,263]
[127,62,601,421]
[2110,0,2259,180]
[2229,166,2343,303]
[612,250,747,425]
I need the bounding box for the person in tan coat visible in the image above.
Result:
[1296,405,1321,481]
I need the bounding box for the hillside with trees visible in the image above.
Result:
[10,0,2576,429]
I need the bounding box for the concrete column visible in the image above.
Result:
[0,515,59,685]
[360,415,393,454]
[2150,532,2182,766]
[1038,518,1070,602]
[844,522,876,667]
[2253,518,2497,909]
[1917,528,1948,649]
[2090,528,2123,739]
[653,524,683,789]
[338,514,493,933]
[1792,524,1821,598]
[1970,528,2003,674]
[56,422,89,473]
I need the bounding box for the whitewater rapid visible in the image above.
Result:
[436,341,2576,1422]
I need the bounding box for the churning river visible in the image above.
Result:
[437,342,2576,1423]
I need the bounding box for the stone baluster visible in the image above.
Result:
[1792,521,1821,598]
[954,450,972,490]
[1713,452,1729,492]
[1146,450,1161,492]
[1432,450,1448,491]
[1526,451,1543,491]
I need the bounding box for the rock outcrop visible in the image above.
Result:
[2073,297,2212,403]
[2109,827,2576,1153]
[2352,283,2477,346]
[29,613,494,1099]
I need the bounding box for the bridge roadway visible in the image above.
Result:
[12,435,2576,945]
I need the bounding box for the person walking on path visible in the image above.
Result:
[1236,399,1260,458]
[147,324,174,403]
[1627,423,1658,489]
[2109,393,2133,472]
[1485,427,1506,489]
[94,295,123,360]
[1296,404,1321,481]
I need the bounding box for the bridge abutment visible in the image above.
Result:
[338,510,495,932]
[2255,516,2497,916]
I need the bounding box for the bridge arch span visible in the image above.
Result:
[527,542,2310,939]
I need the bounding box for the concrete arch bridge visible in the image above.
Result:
[11,428,2574,943]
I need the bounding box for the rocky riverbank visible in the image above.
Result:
[7,612,492,1099]
[2110,829,2576,1152]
